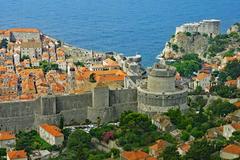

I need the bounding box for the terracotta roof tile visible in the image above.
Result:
[7,150,27,159]
[234,101,240,108]
[9,28,39,33]
[194,73,210,81]
[121,151,149,160]
[223,144,240,155]
[103,58,119,67]
[149,139,168,151]
[225,80,237,86]
[232,123,240,130]
[0,131,15,141]
[40,124,63,137]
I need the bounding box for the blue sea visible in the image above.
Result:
[1,0,240,66]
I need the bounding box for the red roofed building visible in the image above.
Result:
[177,142,191,156]
[120,151,157,160]
[193,73,211,91]
[149,139,170,158]
[39,124,64,146]
[220,144,240,160]
[0,131,16,149]
[7,150,27,160]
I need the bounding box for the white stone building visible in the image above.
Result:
[20,41,42,58]
[39,124,64,146]
[220,144,240,160]
[0,131,16,149]
[9,28,41,42]
[13,53,20,66]
[176,19,220,37]
[223,123,240,140]
[193,73,211,91]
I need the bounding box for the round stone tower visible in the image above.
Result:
[137,61,188,115]
[147,63,176,92]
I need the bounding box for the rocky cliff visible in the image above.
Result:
[162,23,240,60]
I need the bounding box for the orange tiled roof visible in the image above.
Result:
[225,80,237,86]
[19,94,34,100]
[234,101,240,108]
[121,151,149,160]
[149,139,167,151]
[146,157,157,160]
[223,144,240,155]
[0,66,7,72]
[7,150,27,159]
[9,28,39,33]
[194,73,210,81]
[103,58,119,67]
[180,143,190,153]
[232,123,240,130]
[40,124,63,137]
[224,56,237,62]
[0,131,15,141]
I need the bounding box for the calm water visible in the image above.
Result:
[1,0,240,66]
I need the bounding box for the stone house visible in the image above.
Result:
[7,150,28,160]
[149,139,170,158]
[120,150,157,160]
[30,58,40,67]
[20,41,42,58]
[227,110,240,122]
[4,60,14,72]
[103,58,120,70]
[237,77,240,89]
[177,142,191,156]
[220,144,240,160]
[223,123,240,140]
[39,124,64,146]
[56,60,67,71]
[0,131,16,149]
[192,72,211,91]
[9,28,40,42]
[29,150,51,160]
[151,114,174,132]
[41,52,49,62]
[21,59,31,68]
[13,53,20,66]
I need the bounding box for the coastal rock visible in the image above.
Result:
[162,32,209,59]
[227,23,240,34]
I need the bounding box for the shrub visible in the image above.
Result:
[172,44,179,52]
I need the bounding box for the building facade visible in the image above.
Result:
[176,19,220,37]
[39,124,64,146]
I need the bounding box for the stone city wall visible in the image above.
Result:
[0,88,137,131]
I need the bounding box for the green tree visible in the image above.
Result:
[181,131,190,141]
[74,61,84,67]
[172,44,179,52]
[89,73,96,83]
[1,38,8,48]
[59,115,64,130]
[186,140,214,160]
[208,99,236,116]
[40,61,59,73]
[172,54,201,77]
[20,55,30,62]
[0,148,6,157]
[66,129,92,160]
[161,145,180,160]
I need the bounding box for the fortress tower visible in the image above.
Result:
[137,61,188,115]
[176,19,220,37]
